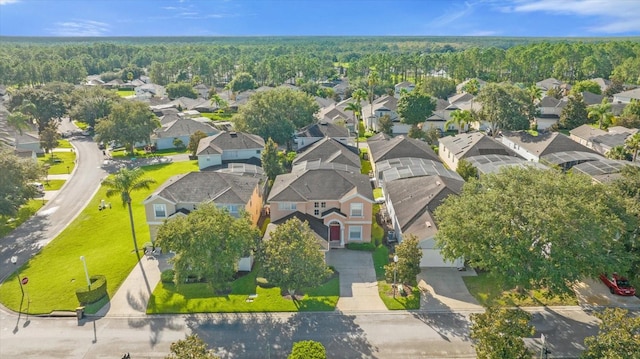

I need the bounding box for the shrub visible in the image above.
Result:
[346,242,376,251]
[161,269,175,284]
[255,277,275,288]
[173,138,186,150]
[75,275,108,304]
[289,340,326,359]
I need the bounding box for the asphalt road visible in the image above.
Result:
[0,129,106,283]
[0,307,604,358]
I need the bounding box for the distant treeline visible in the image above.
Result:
[0,36,638,89]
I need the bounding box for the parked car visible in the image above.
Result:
[599,273,636,296]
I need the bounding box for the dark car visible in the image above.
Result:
[599,273,636,296]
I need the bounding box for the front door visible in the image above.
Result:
[329,224,340,242]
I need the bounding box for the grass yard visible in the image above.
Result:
[360,157,372,176]
[371,245,420,310]
[116,90,135,97]
[44,180,66,191]
[73,121,88,130]
[0,200,46,238]
[0,161,199,314]
[200,112,234,121]
[39,151,76,174]
[463,272,578,307]
[57,140,72,149]
[147,268,339,313]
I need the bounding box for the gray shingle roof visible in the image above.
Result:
[447,93,474,104]
[196,131,265,156]
[439,132,512,159]
[613,88,640,100]
[502,131,597,158]
[569,124,606,140]
[376,157,462,182]
[264,213,330,250]
[467,154,548,175]
[148,171,261,205]
[292,137,360,168]
[386,175,463,240]
[268,165,373,203]
[154,118,217,138]
[296,122,350,138]
[368,135,439,164]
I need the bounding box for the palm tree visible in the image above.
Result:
[367,70,380,116]
[344,101,361,121]
[102,168,156,253]
[7,111,32,135]
[606,146,629,160]
[445,109,473,133]
[588,98,613,130]
[352,88,367,104]
[625,133,640,162]
[526,84,543,103]
[209,93,228,112]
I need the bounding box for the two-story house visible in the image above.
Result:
[362,95,407,135]
[152,118,218,150]
[267,162,374,248]
[196,131,265,170]
[294,122,353,150]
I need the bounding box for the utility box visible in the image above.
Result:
[76,306,85,320]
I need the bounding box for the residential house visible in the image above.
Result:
[103,78,124,89]
[15,132,43,155]
[569,124,637,156]
[613,88,640,104]
[294,121,352,150]
[385,175,464,268]
[456,78,487,93]
[263,213,330,260]
[152,118,218,150]
[447,93,474,105]
[169,97,216,113]
[394,81,415,97]
[316,104,357,133]
[315,96,336,109]
[589,78,611,94]
[423,99,454,132]
[501,131,601,169]
[268,162,374,248]
[196,131,265,170]
[193,83,210,99]
[438,132,513,171]
[375,157,462,192]
[135,83,167,99]
[363,95,408,135]
[535,96,567,130]
[143,170,265,271]
[367,133,440,175]
[572,159,640,184]
[467,154,548,175]
[580,91,605,106]
[536,77,562,92]
[292,137,360,169]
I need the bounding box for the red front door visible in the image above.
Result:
[329,224,340,241]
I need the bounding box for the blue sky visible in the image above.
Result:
[1,0,639,37]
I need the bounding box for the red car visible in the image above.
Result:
[599,273,636,296]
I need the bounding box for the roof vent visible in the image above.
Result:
[436,181,441,186]
[229,131,237,137]
[426,221,432,228]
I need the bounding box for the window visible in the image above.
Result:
[227,204,239,214]
[350,203,363,217]
[154,204,166,218]
[349,226,362,241]
[314,209,320,216]
[314,201,326,209]
[256,150,261,154]
[278,202,297,211]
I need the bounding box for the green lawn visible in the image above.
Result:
[0,200,46,238]
[0,161,199,314]
[44,180,66,191]
[39,151,76,175]
[116,90,135,97]
[373,188,383,199]
[463,272,578,307]
[361,157,372,176]
[371,245,420,310]
[147,268,339,313]
[73,121,88,130]
[200,112,234,121]
[57,140,72,149]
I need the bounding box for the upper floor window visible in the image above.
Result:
[314,201,326,208]
[154,204,167,218]
[350,203,363,217]
[278,202,297,211]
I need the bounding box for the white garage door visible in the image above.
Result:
[420,249,458,268]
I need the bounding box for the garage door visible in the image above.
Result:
[420,249,457,268]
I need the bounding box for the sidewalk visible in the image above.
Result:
[96,252,172,317]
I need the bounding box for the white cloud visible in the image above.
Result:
[501,0,640,33]
[0,0,20,5]
[49,20,110,36]
[429,1,479,28]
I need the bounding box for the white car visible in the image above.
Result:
[374,197,386,204]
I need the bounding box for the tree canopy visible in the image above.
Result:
[581,308,640,359]
[397,91,436,128]
[94,100,160,153]
[0,150,43,217]
[470,307,535,359]
[570,80,602,95]
[476,83,530,136]
[420,77,456,99]
[166,334,219,359]
[384,234,422,284]
[261,138,283,181]
[7,88,66,133]
[434,167,636,294]
[560,93,589,130]
[155,203,259,289]
[233,88,318,149]
[166,82,198,99]
[288,340,327,359]
[229,72,258,93]
[68,87,119,127]
[260,218,332,296]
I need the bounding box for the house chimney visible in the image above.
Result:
[229,131,237,137]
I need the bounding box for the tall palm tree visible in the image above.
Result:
[526,84,543,103]
[588,98,613,130]
[445,109,473,133]
[367,70,380,116]
[102,168,156,253]
[625,133,640,162]
[209,93,228,112]
[344,101,362,121]
[606,146,629,160]
[352,88,367,104]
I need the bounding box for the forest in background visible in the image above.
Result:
[0,36,639,90]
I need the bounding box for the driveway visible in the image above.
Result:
[573,278,640,309]
[417,268,483,311]
[326,249,387,311]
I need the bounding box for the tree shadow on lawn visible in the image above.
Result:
[186,312,378,359]
[410,291,473,342]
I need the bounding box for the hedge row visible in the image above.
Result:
[75,275,108,304]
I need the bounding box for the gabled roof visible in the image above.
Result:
[376,157,462,182]
[268,164,373,203]
[536,78,562,90]
[196,131,265,156]
[363,95,398,113]
[368,135,439,164]
[467,154,548,175]
[439,132,512,160]
[169,97,213,111]
[145,171,261,206]
[154,118,217,138]
[501,131,597,158]
[580,91,605,106]
[315,96,336,108]
[386,175,463,240]
[292,137,360,168]
[613,88,640,100]
[316,104,355,124]
[569,124,606,140]
[448,93,474,104]
[265,212,330,250]
[296,122,350,139]
[159,113,181,125]
[538,96,561,108]
[435,98,450,111]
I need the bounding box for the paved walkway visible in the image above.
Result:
[417,268,483,311]
[573,278,640,310]
[326,249,387,311]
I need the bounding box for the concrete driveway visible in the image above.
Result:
[326,249,387,311]
[417,268,483,311]
[573,278,640,309]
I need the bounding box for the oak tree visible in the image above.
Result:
[470,307,535,359]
